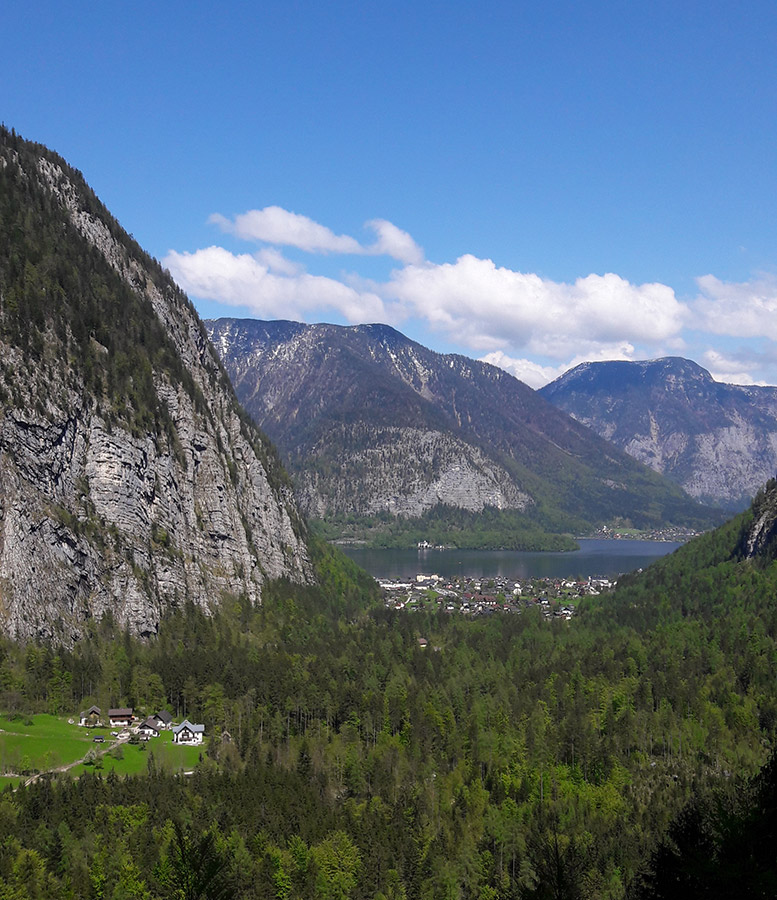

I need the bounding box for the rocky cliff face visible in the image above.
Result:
[541,357,777,509]
[0,129,311,641]
[741,480,777,560]
[297,425,530,519]
[206,319,716,535]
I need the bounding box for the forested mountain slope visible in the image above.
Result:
[541,356,777,509]
[0,128,312,641]
[206,318,717,545]
[3,485,777,896]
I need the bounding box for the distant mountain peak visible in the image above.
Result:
[541,356,777,509]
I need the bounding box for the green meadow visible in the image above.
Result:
[0,713,202,779]
[0,713,97,774]
[68,732,202,777]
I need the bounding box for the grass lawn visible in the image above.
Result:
[0,713,104,775]
[0,714,204,779]
[0,775,24,790]
[69,732,202,777]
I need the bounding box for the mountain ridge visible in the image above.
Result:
[206,317,719,544]
[541,356,777,509]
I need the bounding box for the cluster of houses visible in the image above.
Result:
[380,572,616,620]
[77,706,205,746]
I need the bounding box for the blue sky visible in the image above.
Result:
[3,0,777,386]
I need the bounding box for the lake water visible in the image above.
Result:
[341,539,682,580]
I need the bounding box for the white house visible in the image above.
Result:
[153,710,173,730]
[137,717,162,738]
[172,719,205,745]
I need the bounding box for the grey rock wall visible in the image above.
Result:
[0,148,311,641]
[296,426,531,518]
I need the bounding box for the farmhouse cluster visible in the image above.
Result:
[77,706,205,745]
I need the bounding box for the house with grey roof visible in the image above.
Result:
[154,709,173,729]
[172,719,205,745]
[79,706,102,727]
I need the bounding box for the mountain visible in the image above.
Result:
[0,128,313,641]
[540,357,777,509]
[206,318,718,545]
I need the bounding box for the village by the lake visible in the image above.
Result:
[380,571,616,621]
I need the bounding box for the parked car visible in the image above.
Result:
[93,735,105,743]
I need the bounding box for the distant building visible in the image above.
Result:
[172,719,205,745]
[108,708,134,728]
[78,705,102,727]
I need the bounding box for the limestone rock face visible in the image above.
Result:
[738,479,777,562]
[541,358,777,510]
[0,130,311,641]
[296,426,531,519]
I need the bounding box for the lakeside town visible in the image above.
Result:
[380,572,616,620]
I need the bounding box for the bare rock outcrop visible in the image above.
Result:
[297,426,531,518]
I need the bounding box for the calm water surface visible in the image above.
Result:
[341,539,682,580]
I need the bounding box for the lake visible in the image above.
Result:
[340,538,682,580]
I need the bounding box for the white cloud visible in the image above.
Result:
[478,353,568,389]
[365,219,424,264]
[694,274,777,338]
[210,207,363,255]
[171,206,777,387]
[702,349,764,385]
[385,255,687,358]
[210,207,424,264]
[164,246,387,323]
[254,247,303,276]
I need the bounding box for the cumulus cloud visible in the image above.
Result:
[172,206,777,385]
[478,353,569,389]
[164,246,386,323]
[385,255,688,357]
[254,247,304,276]
[210,207,423,264]
[694,274,777,338]
[210,207,363,255]
[364,219,424,264]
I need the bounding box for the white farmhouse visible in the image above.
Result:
[172,719,205,745]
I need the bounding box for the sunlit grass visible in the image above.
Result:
[0,713,203,778]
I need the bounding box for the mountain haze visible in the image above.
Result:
[207,318,717,543]
[541,357,777,509]
[0,128,312,640]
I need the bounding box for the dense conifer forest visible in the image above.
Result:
[0,122,775,897]
[3,484,777,898]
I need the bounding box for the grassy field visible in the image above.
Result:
[0,713,203,779]
[69,732,202,777]
[0,713,100,774]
